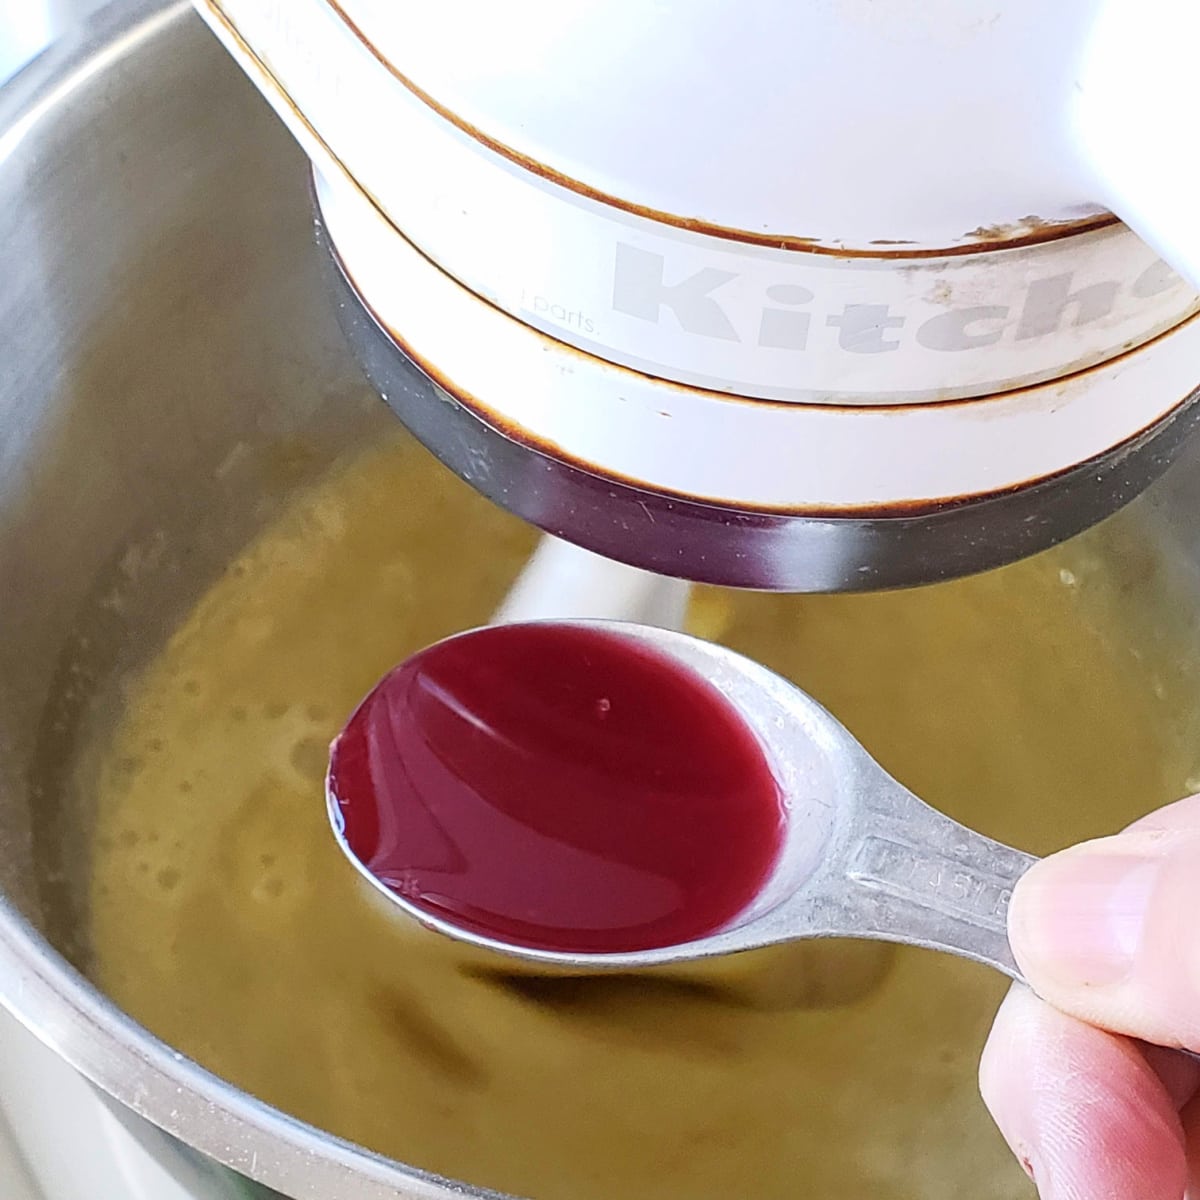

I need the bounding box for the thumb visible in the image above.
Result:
[1009,800,1200,1053]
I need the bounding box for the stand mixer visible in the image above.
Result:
[197,0,1200,591]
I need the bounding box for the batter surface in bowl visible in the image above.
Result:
[88,435,1200,1200]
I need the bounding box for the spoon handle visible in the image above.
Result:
[839,774,1200,1065]
[836,775,1036,980]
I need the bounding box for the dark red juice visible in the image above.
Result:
[328,624,785,953]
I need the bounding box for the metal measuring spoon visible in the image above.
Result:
[330,619,1041,978]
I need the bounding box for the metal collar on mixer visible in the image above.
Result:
[322,214,1200,592]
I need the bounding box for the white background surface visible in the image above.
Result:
[0,1046,40,1200]
[0,1,108,79]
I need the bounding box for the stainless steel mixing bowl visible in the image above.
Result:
[4,4,1200,1199]
[0,3,504,1196]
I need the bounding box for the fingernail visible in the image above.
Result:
[1010,851,1159,988]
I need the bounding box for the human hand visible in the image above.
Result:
[981,794,1200,1197]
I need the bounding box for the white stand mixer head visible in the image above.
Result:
[195,0,1200,589]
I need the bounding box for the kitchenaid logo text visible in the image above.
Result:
[611,243,1184,353]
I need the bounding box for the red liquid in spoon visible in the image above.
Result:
[328,624,785,953]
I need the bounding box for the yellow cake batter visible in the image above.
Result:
[87,432,1200,1200]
